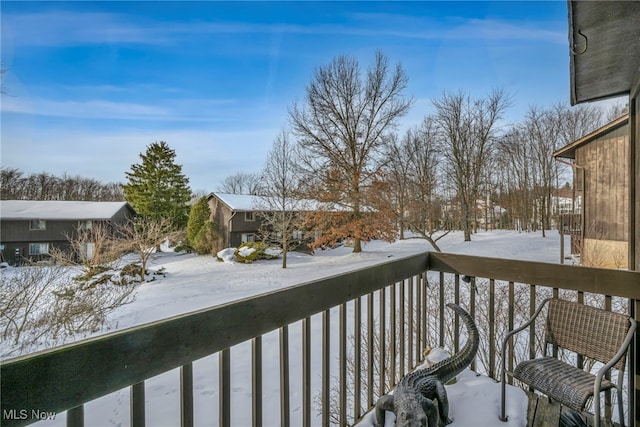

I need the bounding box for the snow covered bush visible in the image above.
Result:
[233,242,279,263]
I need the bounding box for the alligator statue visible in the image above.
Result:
[374,303,479,427]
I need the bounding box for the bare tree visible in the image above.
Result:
[496,128,534,231]
[383,133,412,240]
[117,217,172,281]
[255,130,305,268]
[553,102,603,147]
[0,262,137,357]
[49,223,123,276]
[217,172,262,195]
[0,167,124,201]
[433,89,511,241]
[522,106,563,236]
[604,101,629,122]
[290,51,412,252]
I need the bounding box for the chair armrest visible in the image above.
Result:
[594,317,637,391]
[500,297,552,378]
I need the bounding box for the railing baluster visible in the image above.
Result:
[219,348,230,427]
[413,275,419,367]
[322,309,330,427]
[552,288,559,358]
[66,405,83,427]
[379,287,386,396]
[131,382,145,427]
[367,292,375,408]
[454,274,460,353]
[252,336,263,427]
[280,326,290,427]
[489,279,495,379]
[470,277,476,372]
[354,298,362,421]
[407,278,412,372]
[577,291,584,369]
[604,296,613,421]
[339,303,347,426]
[302,319,310,427]
[180,363,193,427]
[400,279,413,378]
[529,285,536,361]
[421,272,427,357]
[439,272,445,347]
[390,283,397,386]
[508,281,515,385]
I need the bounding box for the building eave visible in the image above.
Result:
[569,1,640,105]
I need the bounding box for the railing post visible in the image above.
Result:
[354,299,362,421]
[339,305,347,426]
[302,319,310,427]
[322,310,330,427]
[367,292,375,408]
[66,405,83,427]
[180,363,193,427]
[130,382,145,427]
[219,349,230,427]
[489,279,495,379]
[632,299,639,427]
[280,326,290,427]
[379,287,386,397]
[439,272,445,348]
[252,336,263,427]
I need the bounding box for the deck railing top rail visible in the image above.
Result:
[428,252,640,299]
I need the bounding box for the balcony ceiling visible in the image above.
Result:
[569,1,640,105]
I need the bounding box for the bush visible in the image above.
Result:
[192,220,220,255]
[234,241,279,263]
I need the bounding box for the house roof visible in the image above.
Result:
[210,193,260,211]
[553,114,629,159]
[0,200,134,220]
[569,1,640,104]
[209,192,342,212]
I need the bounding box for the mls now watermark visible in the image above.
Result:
[3,409,57,421]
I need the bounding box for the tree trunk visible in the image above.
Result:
[353,238,362,253]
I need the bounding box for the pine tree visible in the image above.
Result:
[187,197,210,247]
[122,141,192,229]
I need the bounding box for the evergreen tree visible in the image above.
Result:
[122,141,192,229]
[187,197,211,247]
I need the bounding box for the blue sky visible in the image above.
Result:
[2,1,574,192]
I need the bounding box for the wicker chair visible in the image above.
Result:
[499,298,637,427]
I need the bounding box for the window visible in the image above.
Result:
[29,243,49,255]
[293,230,304,240]
[29,220,46,230]
[241,233,255,243]
[244,211,255,221]
[79,220,93,230]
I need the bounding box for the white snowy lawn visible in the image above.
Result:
[20,230,570,427]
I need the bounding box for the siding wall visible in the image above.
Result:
[575,123,630,242]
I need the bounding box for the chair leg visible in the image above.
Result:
[593,391,600,427]
[616,388,624,427]
[500,372,508,421]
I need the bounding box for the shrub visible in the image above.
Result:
[234,241,279,263]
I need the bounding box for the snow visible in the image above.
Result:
[13,230,571,427]
[0,200,131,220]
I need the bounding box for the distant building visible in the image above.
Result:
[553,114,630,268]
[0,200,136,265]
[207,192,324,249]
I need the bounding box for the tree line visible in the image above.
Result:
[1,167,124,201]
[218,51,627,254]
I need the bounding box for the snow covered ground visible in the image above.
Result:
[14,230,570,427]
